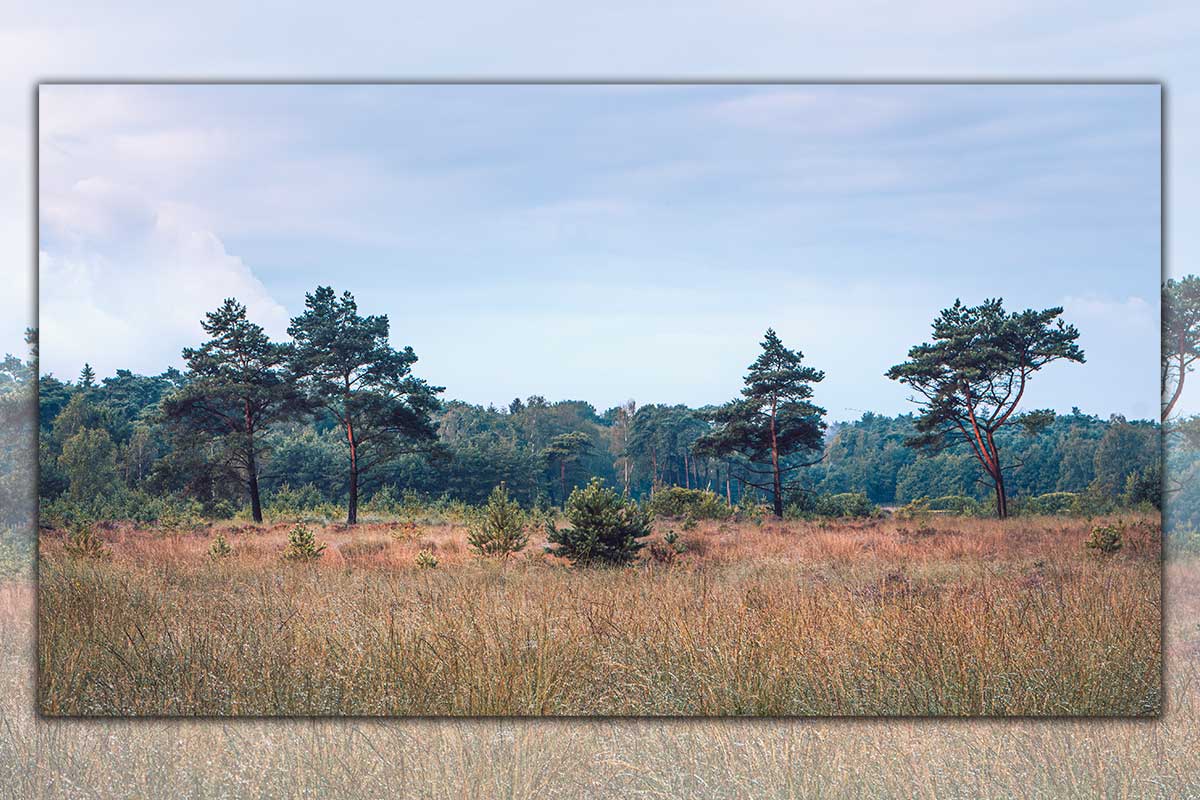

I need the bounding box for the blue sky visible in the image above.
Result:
[38,83,1160,420]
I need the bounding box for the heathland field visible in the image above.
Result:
[38,513,1161,717]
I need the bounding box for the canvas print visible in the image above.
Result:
[36,83,1160,717]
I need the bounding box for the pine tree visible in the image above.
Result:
[545,478,651,566]
[162,299,307,523]
[886,299,1084,518]
[288,287,443,525]
[78,363,96,390]
[467,483,528,559]
[694,329,826,517]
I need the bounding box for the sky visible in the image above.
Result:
[37,82,1160,420]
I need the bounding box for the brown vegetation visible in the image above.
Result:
[37,514,1160,717]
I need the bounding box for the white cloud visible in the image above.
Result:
[40,182,290,379]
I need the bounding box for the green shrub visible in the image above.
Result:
[734,493,769,524]
[208,533,232,559]
[645,487,732,521]
[1168,525,1200,557]
[282,524,326,561]
[815,492,878,518]
[894,497,932,520]
[1024,492,1080,516]
[1085,522,1123,554]
[63,521,111,560]
[925,495,984,515]
[0,532,31,579]
[262,484,344,522]
[414,549,438,569]
[42,490,216,528]
[546,479,652,566]
[788,491,879,519]
[1122,464,1162,510]
[467,483,528,560]
[363,484,403,515]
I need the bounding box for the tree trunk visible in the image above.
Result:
[993,472,1008,519]
[769,398,783,518]
[346,420,359,525]
[560,461,567,509]
[243,400,263,523]
[989,433,1007,520]
[247,456,263,523]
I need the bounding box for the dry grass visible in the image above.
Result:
[1,559,1195,797]
[36,514,1160,717]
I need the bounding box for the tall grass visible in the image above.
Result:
[37,515,1160,716]
[1,558,1196,797]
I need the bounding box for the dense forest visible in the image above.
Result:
[27,286,1160,526]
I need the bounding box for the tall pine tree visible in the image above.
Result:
[163,299,306,522]
[694,329,826,517]
[287,287,443,525]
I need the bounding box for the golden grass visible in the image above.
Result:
[37,514,1160,717]
[1,547,1197,796]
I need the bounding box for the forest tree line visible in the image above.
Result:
[29,287,1160,525]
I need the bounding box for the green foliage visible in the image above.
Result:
[542,431,593,507]
[163,298,310,523]
[925,495,985,515]
[546,479,652,566]
[287,286,444,524]
[42,490,207,530]
[886,298,1085,518]
[734,493,769,524]
[1023,492,1080,515]
[815,492,877,518]
[63,521,111,560]
[57,427,120,501]
[1168,526,1200,557]
[1121,463,1161,510]
[263,483,342,522]
[282,524,326,561]
[467,483,528,559]
[645,486,732,520]
[894,497,932,521]
[208,533,232,559]
[0,531,33,579]
[414,549,438,569]
[695,329,826,517]
[1085,522,1124,555]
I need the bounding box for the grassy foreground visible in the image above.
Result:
[37,514,1160,716]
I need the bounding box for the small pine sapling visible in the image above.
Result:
[467,483,529,560]
[282,524,327,561]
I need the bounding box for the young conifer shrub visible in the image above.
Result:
[1086,522,1124,554]
[467,483,528,559]
[208,533,233,559]
[282,524,326,561]
[414,549,438,569]
[63,521,111,560]
[545,478,651,566]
